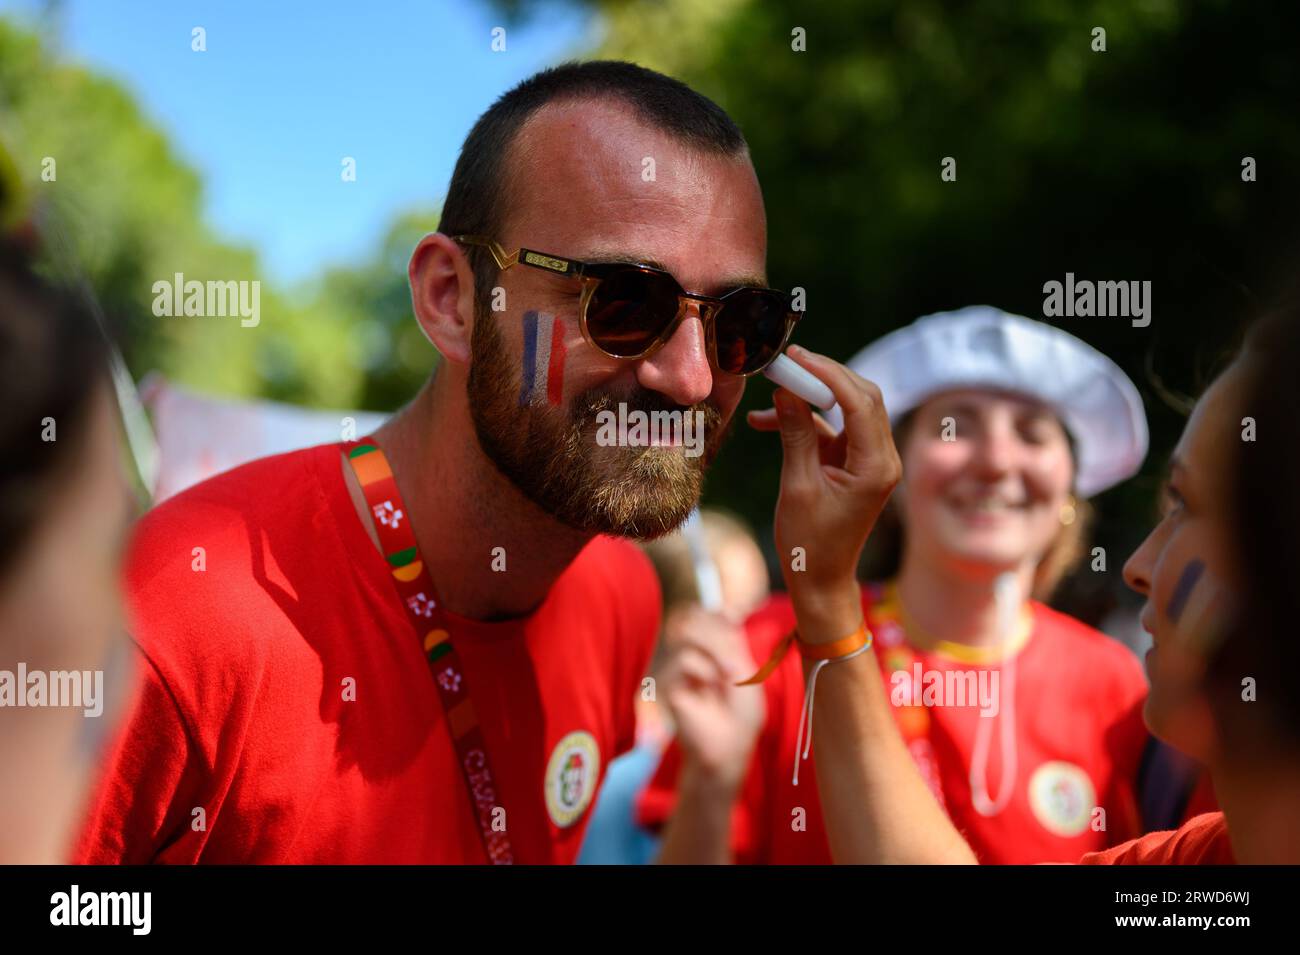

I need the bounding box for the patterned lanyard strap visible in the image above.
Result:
[344,438,514,864]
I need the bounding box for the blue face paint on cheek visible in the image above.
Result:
[1165,558,1206,625]
[519,310,539,407]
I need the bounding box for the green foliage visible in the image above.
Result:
[303,208,444,411]
[5,3,1299,618]
[591,0,1300,612]
[0,17,423,412]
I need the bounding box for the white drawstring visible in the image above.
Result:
[969,572,1021,817]
[792,642,873,786]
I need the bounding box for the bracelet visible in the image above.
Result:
[734,621,873,787]
[735,621,873,686]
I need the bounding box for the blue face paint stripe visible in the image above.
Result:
[1166,558,1206,624]
[519,310,538,406]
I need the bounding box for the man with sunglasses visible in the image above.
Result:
[73,60,824,864]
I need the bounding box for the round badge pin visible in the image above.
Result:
[544,730,601,828]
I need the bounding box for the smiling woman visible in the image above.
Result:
[797,296,1300,866]
[644,305,1163,864]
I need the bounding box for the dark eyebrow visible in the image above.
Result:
[577,248,768,292]
[1164,456,1194,499]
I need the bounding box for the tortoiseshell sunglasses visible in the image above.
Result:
[453,234,802,376]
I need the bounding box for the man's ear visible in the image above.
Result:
[409,232,477,365]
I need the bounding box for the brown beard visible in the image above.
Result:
[467,309,729,540]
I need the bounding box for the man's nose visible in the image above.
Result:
[635,300,715,407]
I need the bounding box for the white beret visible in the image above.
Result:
[828,306,1148,497]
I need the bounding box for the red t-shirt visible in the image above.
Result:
[1079,812,1235,864]
[638,583,1150,864]
[74,443,659,864]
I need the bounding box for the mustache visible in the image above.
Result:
[570,387,724,431]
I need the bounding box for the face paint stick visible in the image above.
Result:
[682,508,724,614]
[763,352,836,412]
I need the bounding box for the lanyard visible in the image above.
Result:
[869,588,947,810]
[343,438,514,864]
[878,579,1028,817]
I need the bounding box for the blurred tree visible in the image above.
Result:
[302,207,443,412]
[0,17,375,410]
[580,0,1300,617]
[5,2,1300,622]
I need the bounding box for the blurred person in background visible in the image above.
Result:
[644,307,1170,863]
[579,508,768,864]
[801,297,1300,865]
[0,240,135,862]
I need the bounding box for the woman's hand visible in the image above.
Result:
[748,346,902,642]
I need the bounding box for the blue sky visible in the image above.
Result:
[0,0,596,282]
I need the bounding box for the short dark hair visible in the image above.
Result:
[0,241,111,577]
[1222,300,1300,755]
[438,60,749,313]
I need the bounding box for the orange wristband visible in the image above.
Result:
[797,621,873,661]
[735,622,872,686]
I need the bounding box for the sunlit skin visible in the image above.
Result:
[0,386,134,863]
[486,98,765,420]
[899,390,1074,581]
[870,390,1073,650]
[347,96,769,620]
[662,388,1078,793]
[1123,362,1245,762]
[799,353,1300,863]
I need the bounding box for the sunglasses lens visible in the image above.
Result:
[714,290,794,375]
[586,269,681,357]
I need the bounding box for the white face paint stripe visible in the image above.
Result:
[532,312,554,402]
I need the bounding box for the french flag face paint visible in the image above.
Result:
[519,310,566,407]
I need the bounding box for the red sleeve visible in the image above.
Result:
[635,737,683,832]
[72,645,208,864]
[633,734,763,862]
[634,594,802,863]
[1098,647,1152,845]
[1078,812,1234,865]
[612,541,661,759]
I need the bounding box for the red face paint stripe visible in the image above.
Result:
[547,318,567,405]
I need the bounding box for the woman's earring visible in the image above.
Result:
[1059,496,1078,526]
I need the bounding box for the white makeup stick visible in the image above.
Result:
[682,508,724,613]
[763,352,836,412]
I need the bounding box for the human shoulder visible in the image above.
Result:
[123,444,349,705]
[1080,812,1233,864]
[129,444,341,583]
